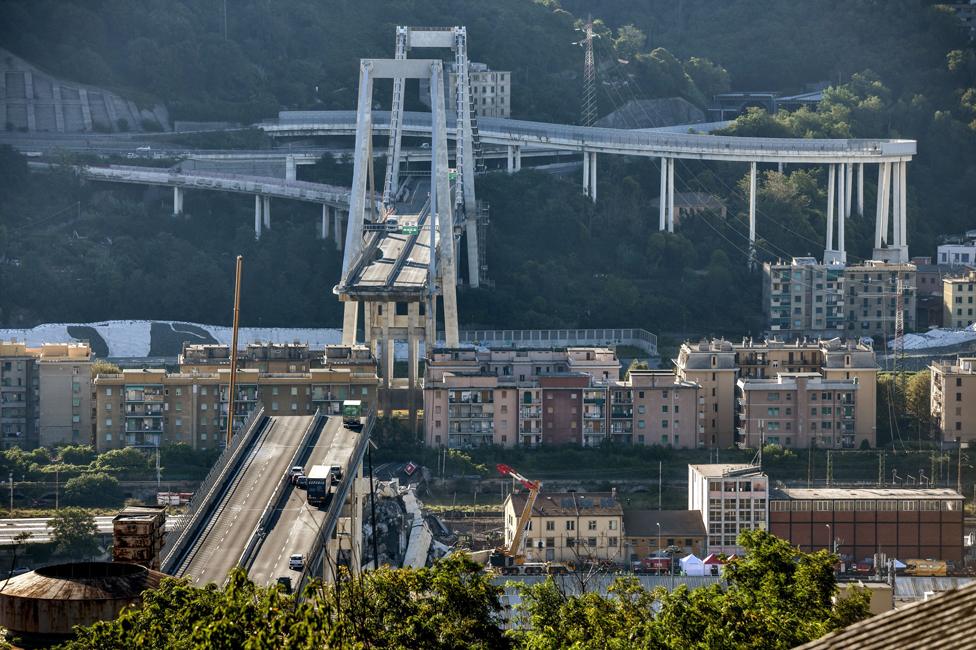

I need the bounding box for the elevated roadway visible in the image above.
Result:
[264,110,916,164]
[176,414,315,585]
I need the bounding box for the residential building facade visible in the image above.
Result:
[931,356,976,441]
[762,258,916,339]
[937,241,976,266]
[675,340,737,448]
[420,62,511,118]
[503,491,623,564]
[688,464,769,556]
[943,270,976,329]
[423,348,705,448]
[737,373,862,449]
[0,341,92,449]
[769,487,964,564]
[93,345,377,450]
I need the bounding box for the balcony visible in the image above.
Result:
[611,407,633,418]
[520,407,542,418]
[519,427,541,435]
[610,423,633,434]
[583,410,604,420]
[448,405,493,419]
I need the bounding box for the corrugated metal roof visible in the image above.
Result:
[796,580,976,649]
[894,576,976,600]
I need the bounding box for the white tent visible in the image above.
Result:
[680,553,705,577]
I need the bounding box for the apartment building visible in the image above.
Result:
[930,356,976,441]
[503,491,623,564]
[688,464,769,555]
[943,270,976,329]
[937,241,976,266]
[674,340,738,449]
[737,373,861,449]
[610,370,703,448]
[93,345,377,450]
[179,342,317,373]
[763,258,916,339]
[769,487,964,564]
[677,337,877,449]
[0,341,92,449]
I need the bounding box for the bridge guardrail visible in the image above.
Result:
[237,410,326,571]
[160,406,267,573]
[295,410,375,597]
[446,328,658,356]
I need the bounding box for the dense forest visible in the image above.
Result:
[0,1,975,336]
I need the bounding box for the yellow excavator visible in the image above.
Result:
[489,464,570,575]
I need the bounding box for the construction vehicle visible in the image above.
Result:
[489,463,571,575]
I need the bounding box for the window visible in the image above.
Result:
[661,405,669,413]
[105,403,112,411]
[588,520,597,530]
[661,420,669,429]
[609,520,617,530]
[546,538,555,548]
[609,537,618,547]
[546,520,555,531]
[105,388,112,396]
[175,387,182,396]
[566,520,575,531]
[105,418,112,427]
[291,387,298,396]
[587,537,597,547]
[814,500,831,511]
[900,500,916,511]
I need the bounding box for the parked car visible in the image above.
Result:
[289,554,304,571]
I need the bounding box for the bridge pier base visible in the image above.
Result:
[748,161,757,268]
[507,146,515,173]
[254,195,262,239]
[465,218,480,288]
[857,163,864,216]
[262,196,271,230]
[285,155,297,181]
[320,204,328,239]
[342,301,358,345]
[173,186,184,217]
[589,151,597,203]
[407,302,420,434]
[583,150,590,196]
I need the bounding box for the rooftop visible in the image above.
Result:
[795,579,976,650]
[690,464,763,478]
[771,487,963,500]
[508,491,622,518]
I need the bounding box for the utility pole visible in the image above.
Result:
[580,16,597,127]
[8,473,12,515]
[222,0,228,40]
[658,461,662,509]
[225,255,243,447]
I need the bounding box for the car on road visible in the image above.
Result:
[136,145,152,153]
[296,475,308,489]
[385,217,400,232]
[289,554,304,570]
[276,576,293,593]
[289,466,304,484]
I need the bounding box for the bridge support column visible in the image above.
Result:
[320,204,328,239]
[825,164,835,260]
[857,163,864,217]
[254,195,262,239]
[658,158,667,231]
[514,146,522,172]
[582,150,590,196]
[667,158,675,233]
[589,152,597,203]
[407,302,420,434]
[173,186,184,217]
[875,162,890,251]
[262,196,271,230]
[844,162,853,219]
[748,161,757,268]
[837,163,846,263]
[778,162,784,174]
[285,155,297,181]
[335,210,345,251]
[466,217,480,288]
[342,301,358,345]
[507,146,515,173]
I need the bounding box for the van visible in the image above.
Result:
[289,554,304,570]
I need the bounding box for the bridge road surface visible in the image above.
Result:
[248,417,360,586]
[182,415,314,585]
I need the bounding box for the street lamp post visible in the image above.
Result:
[825,523,832,553]
[656,521,661,574]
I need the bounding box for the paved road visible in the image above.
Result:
[248,417,360,586]
[182,415,313,586]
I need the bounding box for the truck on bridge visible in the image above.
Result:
[306,465,342,508]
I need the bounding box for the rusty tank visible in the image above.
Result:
[0,561,164,644]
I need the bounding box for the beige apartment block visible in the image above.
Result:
[675,340,737,448]
[737,373,862,449]
[93,345,377,451]
[0,341,92,449]
[688,464,768,556]
[503,491,623,564]
[179,342,316,373]
[763,257,916,338]
[421,62,512,118]
[943,270,976,329]
[931,357,976,441]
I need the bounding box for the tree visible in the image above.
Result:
[63,472,123,507]
[90,359,122,376]
[50,507,99,560]
[92,447,151,476]
[58,444,97,466]
[905,370,932,441]
[514,529,869,649]
[64,556,509,649]
[613,24,645,61]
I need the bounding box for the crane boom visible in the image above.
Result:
[497,464,541,558]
